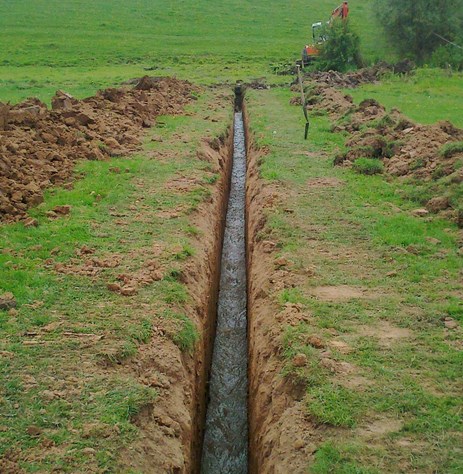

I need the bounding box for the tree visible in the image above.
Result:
[375,0,463,63]
[431,41,463,71]
[315,19,363,72]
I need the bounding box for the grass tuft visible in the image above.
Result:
[306,384,363,427]
[166,311,199,352]
[440,141,463,158]
[311,442,378,474]
[279,287,306,306]
[352,157,384,175]
[174,244,195,260]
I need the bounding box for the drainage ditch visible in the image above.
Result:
[200,88,249,473]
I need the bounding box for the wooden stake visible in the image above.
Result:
[296,65,310,140]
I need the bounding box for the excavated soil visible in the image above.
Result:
[296,68,463,223]
[0,76,197,223]
[302,60,415,89]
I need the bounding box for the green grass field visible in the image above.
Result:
[348,68,463,127]
[0,0,390,103]
[2,0,461,128]
[1,0,463,471]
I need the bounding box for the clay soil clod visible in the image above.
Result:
[0,76,198,222]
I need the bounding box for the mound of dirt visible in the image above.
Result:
[303,60,415,89]
[0,77,197,222]
[332,106,463,179]
[315,87,355,116]
[305,71,463,184]
[387,121,463,179]
[299,70,463,223]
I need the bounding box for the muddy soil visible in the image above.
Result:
[0,77,197,223]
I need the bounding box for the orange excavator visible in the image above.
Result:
[301,1,349,65]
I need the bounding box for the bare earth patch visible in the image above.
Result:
[357,321,412,347]
[311,285,371,301]
[357,417,403,438]
[307,177,344,188]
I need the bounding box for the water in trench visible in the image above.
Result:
[201,111,248,473]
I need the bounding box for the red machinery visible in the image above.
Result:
[302,2,349,65]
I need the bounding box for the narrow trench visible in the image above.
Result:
[200,87,248,473]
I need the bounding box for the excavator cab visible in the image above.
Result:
[302,22,324,64]
[312,22,325,43]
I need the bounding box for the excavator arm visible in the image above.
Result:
[331,1,349,22]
